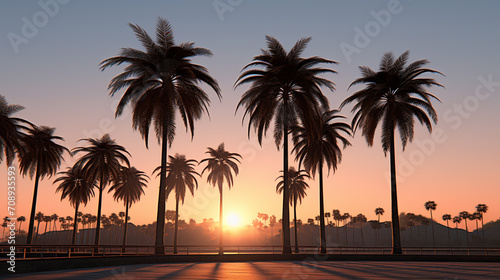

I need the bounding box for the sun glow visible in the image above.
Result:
[226,213,241,228]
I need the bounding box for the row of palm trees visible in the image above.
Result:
[2,16,445,255]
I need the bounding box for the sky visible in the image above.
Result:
[1,0,499,230]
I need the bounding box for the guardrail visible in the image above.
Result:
[1,245,499,260]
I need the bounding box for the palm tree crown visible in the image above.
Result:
[160,154,199,203]
[0,95,31,165]
[276,167,310,207]
[109,167,149,207]
[200,143,242,191]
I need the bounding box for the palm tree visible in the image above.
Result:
[342,213,350,246]
[58,217,65,231]
[269,215,277,244]
[341,51,443,254]
[424,201,437,247]
[375,207,384,245]
[452,216,462,244]
[276,167,310,253]
[442,214,452,247]
[100,18,220,255]
[235,36,336,254]
[55,166,95,245]
[332,209,341,246]
[17,216,25,234]
[72,134,130,249]
[51,214,58,232]
[0,95,32,165]
[356,214,367,246]
[154,154,199,254]
[108,167,148,252]
[460,211,469,244]
[1,222,6,242]
[34,212,44,243]
[476,204,488,239]
[200,143,241,254]
[291,109,351,254]
[19,125,69,245]
[471,213,480,237]
[407,213,415,244]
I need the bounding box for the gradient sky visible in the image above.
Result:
[1,1,499,229]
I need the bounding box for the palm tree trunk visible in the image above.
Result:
[446,221,451,247]
[389,130,402,254]
[26,161,41,245]
[464,220,469,244]
[155,126,168,255]
[336,219,339,247]
[319,162,326,254]
[122,199,129,254]
[94,174,104,252]
[71,203,79,253]
[294,201,299,253]
[475,219,479,237]
[377,216,380,246]
[430,210,435,247]
[481,217,485,239]
[344,221,347,246]
[219,186,224,255]
[173,198,179,254]
[360,222,364,246]
[282,92,291,254]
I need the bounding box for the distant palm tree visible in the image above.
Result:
[407,213,415,244]
[459,211,469,244]
[51,214,58,232]
[375,207,384,245]
[155,154,199,254]
[476,204,488,238]
[277,167,310,253]
[356,214,367,246]
[269,215,277,244]
[0,95,32,165]
[292,109,351,254]
[332,209,341,246]
[424,201,437,247]
[72,134,130,249]
[17,216,26,234]
[55,166,95,245]
[442,214,452,247]
[19,126,69,245]
[342,213,350,246]
[235,36,336,254]
[100,17,220,255]
[452,216,462,244]
[109,167,148,252]
[470,213,480,237]
[200,143,241,254]
[34,212,44,243]
[1,222,6,242]
[341,51,443,254]
[58,217,65,231]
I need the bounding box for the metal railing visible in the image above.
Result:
[1,245,499,260]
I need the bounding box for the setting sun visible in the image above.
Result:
[226,213,241,228]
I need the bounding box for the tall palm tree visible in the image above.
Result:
[200,143,241,254]
[17,216,25,234]
[72,134,130,249]
[452,216,462,244]
[108,167,148,252]
[341,51,443,254]
[476,204,488,238]
[276,167,310,253]
[424,201,437,247]
[0,95,32,165]
[19,125,69,245]
[235,36,336,254]
[34,211,44,243]
[51,214,58,232]
[375,207,384,246]
[442,214,452,247]
[291,109,351,254]
[459,211,469,244]
[58,217,65,231]
[100,18,220,255]
[154,154,199,254]
[55,166,95,245]
[471,213,480,237]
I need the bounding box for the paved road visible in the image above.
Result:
[3,261,500,279]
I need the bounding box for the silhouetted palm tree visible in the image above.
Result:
[341,51,443,254]
[424,201,437,247]
[460,211,469,244]
[155,154,199,254]
[50,214,58,232]
[476,204,488,238]
[200,143,241,254]
[58,217,65,231]
[235,36,336,254]
[452,216,462,244]
[332,209,341,246]
[442,214,452,247]
[342,213,350,246]
[277,167,310,253]
[17,216,25,234]
[471,213,480,237]
[375,207,384,245]
[100,18,220,255]
[292,109,351,254]
[109,167,148,252]
[72,134,130,249]
[0,95,32,165]
[34,211,44,243]
[407,213,415,244]
[19,125,69,245]
[55,166,95,245]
